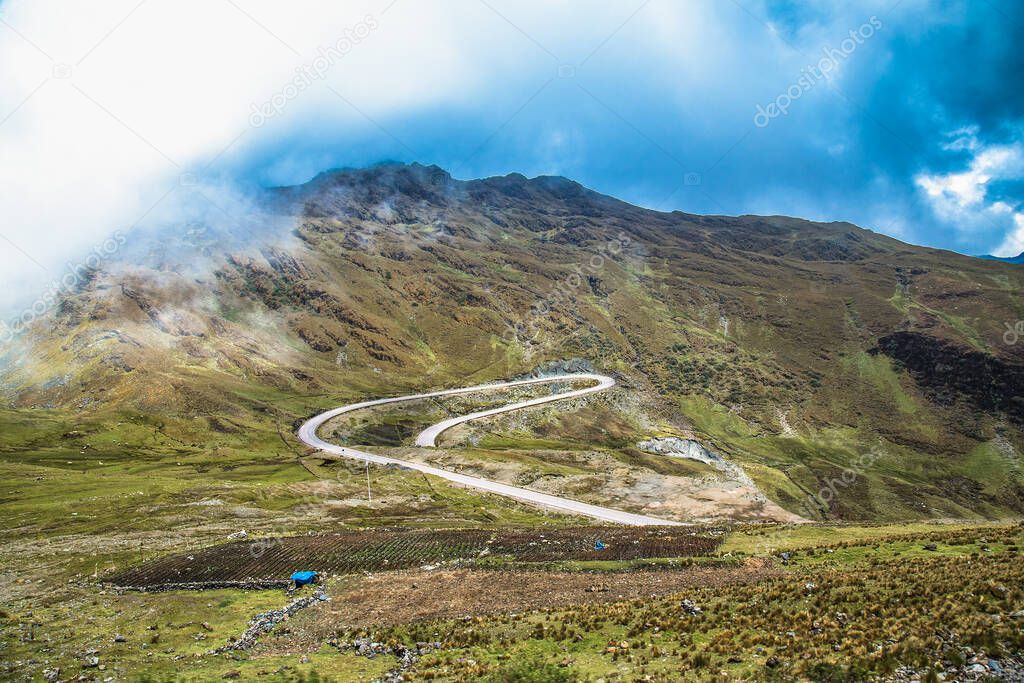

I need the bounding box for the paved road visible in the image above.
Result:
[413,373,616,446]
[297,373,681,526]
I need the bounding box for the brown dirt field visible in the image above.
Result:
[108,526,724,589]
[263,559,777,653]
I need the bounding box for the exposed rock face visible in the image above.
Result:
[637,437,722,465]
[525,358,595,378]
[636,437,803,521]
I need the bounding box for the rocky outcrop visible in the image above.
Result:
[120,284,206,337]
[637,437,722,465]
[635,436,802,519]
[524,358,596,378]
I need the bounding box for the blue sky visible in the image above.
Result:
[225,0,1024,259]
[1,0,1023,313]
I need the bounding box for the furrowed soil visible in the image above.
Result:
[108,526,725,589]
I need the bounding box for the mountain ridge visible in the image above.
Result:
[979,251,1024,264]
[291,162,1010,267]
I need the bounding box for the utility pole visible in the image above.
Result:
[366,459,371,502]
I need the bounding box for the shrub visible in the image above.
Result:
[482,656,577,683]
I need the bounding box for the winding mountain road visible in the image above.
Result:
[297,373,681,526]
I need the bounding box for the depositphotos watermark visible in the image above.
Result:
[796,448,881,519]
[1005,321,1024,346]
[502,231,631,352]
[0,231,127,344]
[249,15,379,128]
[248,459,370,559]
[754,16,882,128]
[751,447,882,556]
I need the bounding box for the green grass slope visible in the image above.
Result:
[2,162,1023,526]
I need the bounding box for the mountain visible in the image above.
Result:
[979,251,1024,264]
[2,162,1023,521]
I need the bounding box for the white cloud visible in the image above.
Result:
[0,0,501,314]
[915,131,1024,254]
[1,0,1019,320]
[995,213,1024,257]
[2,0,711,313]
[940,125,980,152]
[916,143,1023,213]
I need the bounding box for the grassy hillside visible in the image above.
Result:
[2,162,1023,526]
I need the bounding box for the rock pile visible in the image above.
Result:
[116,579,290,592]
[209,589,329,654]
[888,652,1024,682]
[330,638,441,683]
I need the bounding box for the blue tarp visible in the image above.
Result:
[290,570,318,585]
[594,540,606,551]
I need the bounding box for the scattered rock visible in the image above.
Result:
[890,651,1024,682]
[923,543,938,551]
[989,584,1008,599]
[333,638,440,683]
[680,599,702,615]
